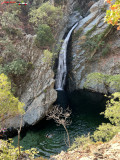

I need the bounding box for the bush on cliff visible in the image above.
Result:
[93,92,120,141]
[29,2,63,32]
[0,139,38,160]
[35,24,54,48]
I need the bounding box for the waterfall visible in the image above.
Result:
[55,23,78,90]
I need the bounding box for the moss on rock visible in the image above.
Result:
[106,75,120,91]
[84,72,120,93]
[84,72,106,88]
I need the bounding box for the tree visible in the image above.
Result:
[103,92,120,125]
[0,73,25,157]
[93,92,120,142]
[46,106,72,147]
[105,0,120,30]
[0,74,38,159]
[29,2,63,32]
[42,49,54,66]
[35,24,54,48]
[0,73,24,127]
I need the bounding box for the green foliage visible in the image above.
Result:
[106,75,120,91]
[82,34,104,52]
[93,92,120,142]
[29,2,63,30]
[69,92,120,151]
[0,139,38,160]
[102,92,120,125]
[35,24,55,48]
[42,49,54,66]
[73,27,83,39]
[84,72,106,88]
[5,59,28,75]
[93,123,120,142]
[69,134,93,151]
[2,42,19,62]
[0,73,24,123]
[84,72,120,91]
[54,0,67,5]
[85,25,97,36]
[2,27,22,37]
[0,59,28,76]
[0,11,20,28]
[81,25,112,58]
[101,44,110,57]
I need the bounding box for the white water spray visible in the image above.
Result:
[55,23,78,90]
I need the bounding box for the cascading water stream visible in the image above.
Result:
[55,23,78,90]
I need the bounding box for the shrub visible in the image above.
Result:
[42,49,54,66]
[84,72,120,91]
[4,59,28,75]
[0,12,20,28]
[73,27,83,39]
[103,92,120,125]
[93,92,120,142]
[85,25,97,36]
[35,24,55,48]
[101,44,110,57]
[29,2,63,30]
[0,139,38,160]
[68,134,93,151]
[0,73,25,124]
[93,123,120,142]
[3,27,22,37]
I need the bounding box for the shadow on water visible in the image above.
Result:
[13,90,108,158]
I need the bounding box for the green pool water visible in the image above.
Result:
[13,90,107,158]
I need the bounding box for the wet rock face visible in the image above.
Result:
[2,34,57,129]
[67,0,120,94]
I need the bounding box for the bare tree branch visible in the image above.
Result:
[46,105,72,147]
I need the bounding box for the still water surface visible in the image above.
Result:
[13,111,106,158]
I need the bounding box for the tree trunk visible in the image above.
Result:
[63,125,70,147]
[18,115,23,156]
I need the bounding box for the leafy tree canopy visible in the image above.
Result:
[93,92,120,142]
[103,92,120,125]
[35,24,55,48]
[29,2,63,31]
[105,0,120,30]
[0,74,24,124]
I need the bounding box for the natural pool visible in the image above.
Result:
[13,90,107,158]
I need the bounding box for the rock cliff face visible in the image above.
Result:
[2,34,57,129]
[67,0,120,94]
[2,0,83,129]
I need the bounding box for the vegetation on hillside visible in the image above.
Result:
[0,0,120,159]
[0,73,24,125]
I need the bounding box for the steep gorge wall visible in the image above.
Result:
[2,34,57,129]
[67,0,120,94]
[1,0,81,129]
